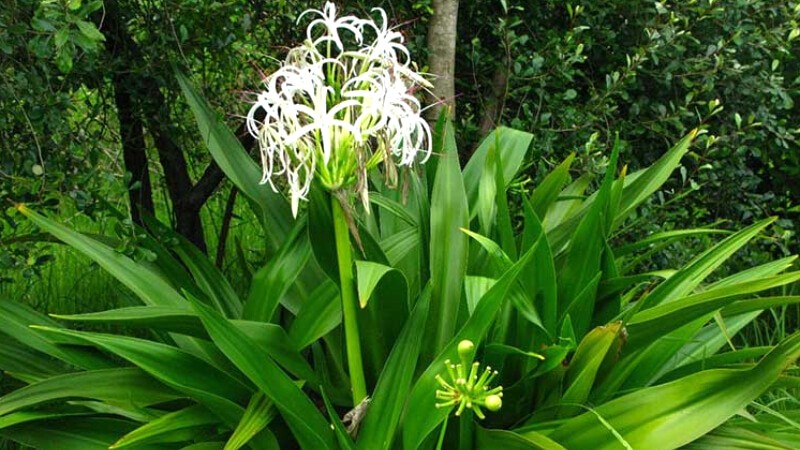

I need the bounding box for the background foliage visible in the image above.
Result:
[455,0,800,268]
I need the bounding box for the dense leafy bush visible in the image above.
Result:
[457,0,800,259]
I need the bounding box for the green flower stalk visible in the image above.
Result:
[435,340,504,420]
[246,2,431,406]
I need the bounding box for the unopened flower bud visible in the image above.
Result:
[485,394,502,411]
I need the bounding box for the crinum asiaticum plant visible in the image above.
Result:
[245,1,432,405]
[4,3,800,450]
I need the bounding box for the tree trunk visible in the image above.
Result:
[105,1,154,227]
[149,123,207,253]
[112,76,155,226]
[478,60,510,138]
[426,0,460,121]
[215,187,239,268]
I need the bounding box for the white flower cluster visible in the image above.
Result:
[246,2,432,216]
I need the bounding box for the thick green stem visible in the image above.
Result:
[459,410,474,450]
[331,195,367,404]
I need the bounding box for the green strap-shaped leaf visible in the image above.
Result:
[616,129,697,222]
[142,215,242,318]
[355,261,400,309]
[171,235,243,319]
[224,392,278,450]
[476,427,567,450]
[0,368,180,417]
[626,273,800,350]
[529,154,576,221]
[542,174,591,235]
[288,280,341,349]
[601,218,779,391]
[187,295,336,450]
[638,217,778,309]
[665,312,762,377]
[369,193,418,228]
[33,327,251,428]
[463,126,533,220]
[243,217,312,322]
[0,412,92,431]
[521,200,558,336]
[557,140,619,337]
[560,323,623,415]
[53,306,204,336]
[0,339,66,379]
[684,425,795,450]
[111,405,219,449]
[17,205,185,308]
[54,307,318,383]
[0,418,147,450]
[355,257,410,379]
[0,298,111,370]
[321,388,356,450]
[659,347,771,383]
[357,288,431,450]
[614,228,730,256]
[546,332,800,449]
[182,443,226,450]
[462,228,542,326]
[547,131,696,254]
[382,227,421,266]
[425,119,469,359]
[176,70,292,252]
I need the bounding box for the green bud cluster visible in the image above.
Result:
[434,340,503,419]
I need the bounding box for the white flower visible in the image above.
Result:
[247,1,432,217]
[298,2,364,52]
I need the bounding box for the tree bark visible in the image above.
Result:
[478,59,510,138]
[426,0,460,121]
[215,187,239,268]
[105,1,154,227]
[112,75,155,226]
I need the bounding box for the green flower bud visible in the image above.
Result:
[458,339,475,369]
[484,394,502,411]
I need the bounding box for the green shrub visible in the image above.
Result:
[457,0,800,261]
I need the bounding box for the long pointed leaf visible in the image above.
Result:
[546,332,800,449]
[187,295,336,450]
[425,119,469,357]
